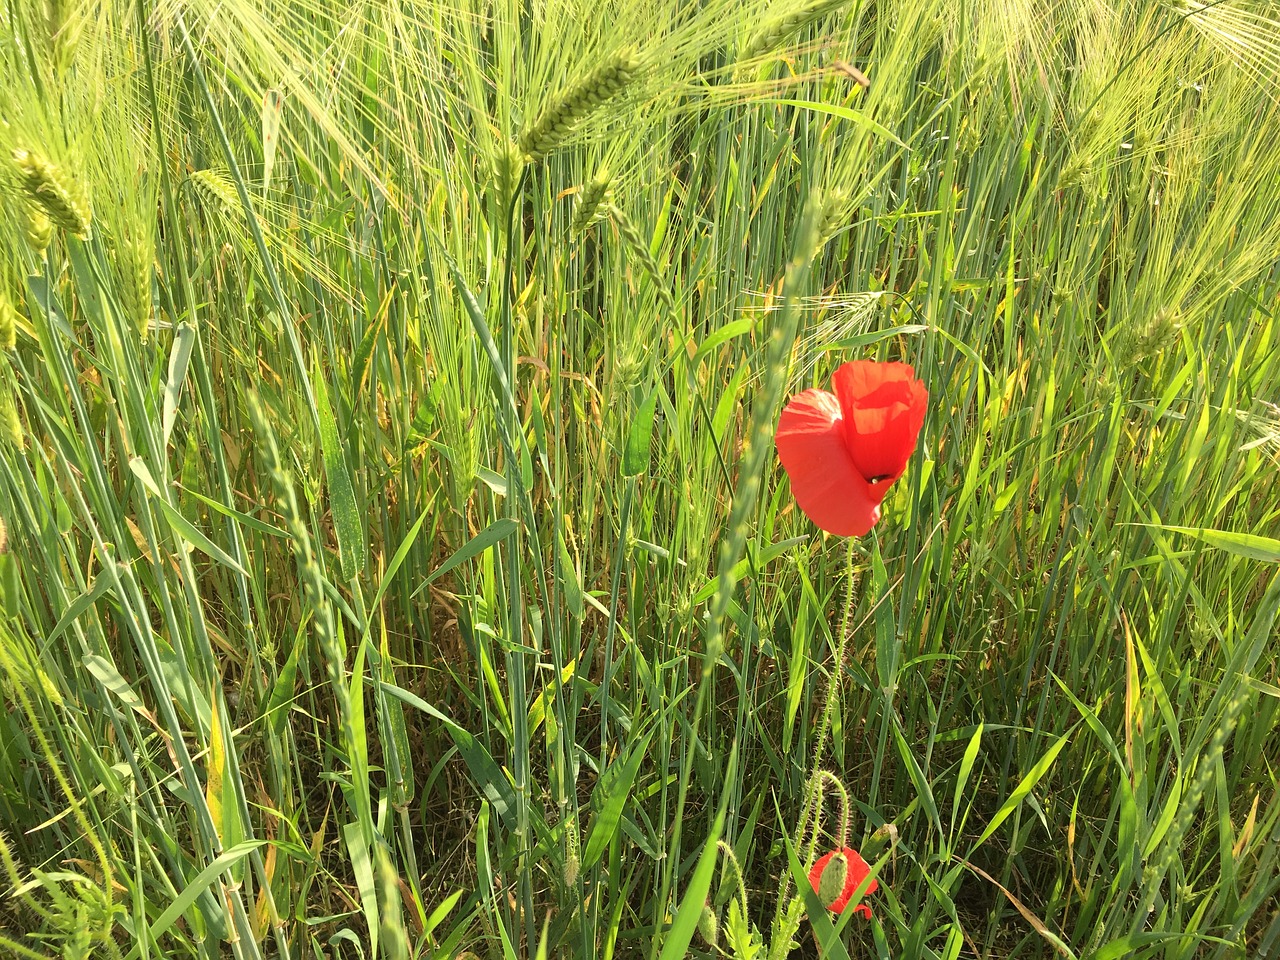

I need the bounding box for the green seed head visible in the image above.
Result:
[563,815,581,887]
[518,50,641,161]
[46,0,84,70]
[23,207,55,252]
[190,168,243,221]
[120,237,154,343]
[739,0,848,65]
[491,138,524,209]
[0,393,23,449]
[570,169,612,237]
[0,294,16,351]
[12,148,92,238]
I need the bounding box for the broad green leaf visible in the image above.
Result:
[49,577,113,645]
[123,841,267,960]
[693,536,808,603]
[782,829,853,960]
[129,458,247,575]
[692,317,753,364]
[162,323,196,449]
[379,682,518,828]
[818,322,927,351]
[767,98,907,147]
[412,518,519,596]
[313,367,366,581]
[582,731,654,870]
[622,387,659,476]
[342,821,379,959]
[658,807,727,960]
[971,733,1070,851]
[557,528,585,619]
[1133,523,1280,563]
[83,654,147,716]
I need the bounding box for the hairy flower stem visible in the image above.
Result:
[771,539,858,929]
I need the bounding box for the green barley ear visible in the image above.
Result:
[491,138,525,209]
[0,293,16,351]
[817,187,851,250]
[11,148,92,238]
[189,168,244,222]
[570,168,612,237]
[607,202,676,318]
[45,0,84,71]
[0,392,23,449]
[738,0,848,65]
[23,206,55,252]
[119,236,154,343]
[518,49,641,161]
[1118,306,1182,366]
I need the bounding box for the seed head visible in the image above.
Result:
[491,139,524,209]
[518,50,641,161]
[23,207,55,252]
[0,294,16,351]
[46,0,84,71]
[739,0,848,65]
[817,187,850,249]
[570,169,612,237]
[119,237,154,342]
[563,816,581,887]
[12,149,92,238]
[0,393,23,450]
[190,168,243,221]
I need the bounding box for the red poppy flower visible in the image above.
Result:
[775,360,927,537]
[809,847,878,919]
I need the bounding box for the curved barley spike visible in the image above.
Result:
[518,50,641,161]
[570,168,613,237]
[738,0,848,66]
[12,148,92,238]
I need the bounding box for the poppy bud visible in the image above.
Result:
[816,852,849,909]
[697,901,719,948]
[808,847,878,918]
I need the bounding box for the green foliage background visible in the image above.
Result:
[1,0,1278,957]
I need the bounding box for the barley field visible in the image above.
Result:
[1,0,1279,958]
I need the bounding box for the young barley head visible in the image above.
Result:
[11,148,92,239]
[518,50,642,161]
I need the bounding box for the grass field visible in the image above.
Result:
[2,0,1279,957]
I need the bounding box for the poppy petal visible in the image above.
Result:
[775,390,880,537]
[831,361,928,485]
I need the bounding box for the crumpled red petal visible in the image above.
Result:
[775,389,880,537]
[832,361,928,487]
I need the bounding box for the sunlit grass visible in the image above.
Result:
[1,0,1278,958]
